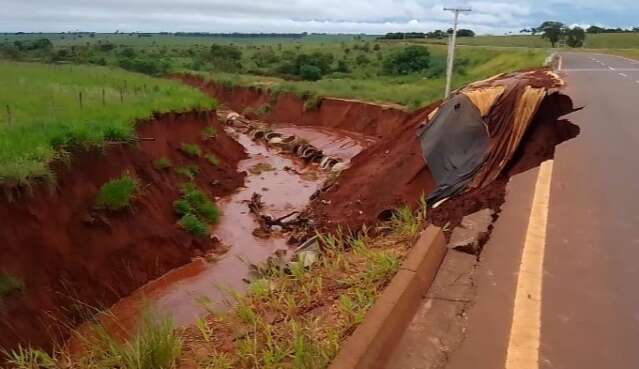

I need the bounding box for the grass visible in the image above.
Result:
[201,45,547,110]
[94,173,139,211]
[202,126,217,140]
[4,309,182,369]
[420,33,639,49]
[180,143,202,158]
[175,204,426,369]
[0,273,24,301]
[153,157,172,170]
[0,61,215,185]
[205,153,220,166]
[173,183,220,236]
[175,164,199,180]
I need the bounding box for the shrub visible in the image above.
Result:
[175,165,199,180]
[0,273,24,300]
[95,174,139,210]
[180,143,202,158]
[153,157,172,170]
[174,183,220,236]
[382,46,431,75]
[299,65,322,81]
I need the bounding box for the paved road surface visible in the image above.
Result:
[389,52,639,369]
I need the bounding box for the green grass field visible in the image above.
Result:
[0,62,214,185]
[419,33,639,49]
[203,45,547,109]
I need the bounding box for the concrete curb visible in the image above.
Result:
[328,226,448,369]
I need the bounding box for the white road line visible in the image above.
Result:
[636,80,639,84]
[609,66,616,71]
[557,55,562,71]
[619,73,628,77]
[505,160,553,369]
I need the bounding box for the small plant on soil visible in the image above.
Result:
[175,164,199,180]
[248,162,275,175]
[153,157,172,170]
[174,183,220,237]
[0,273,24,301]
[95,174,139,211]
[254,103,272,118]
[303,94,322,111]
[202,126,218,140]
[205,153,221,166]
[180,143,203,158]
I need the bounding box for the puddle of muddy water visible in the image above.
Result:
[103,123,370,329]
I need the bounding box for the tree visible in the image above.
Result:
[587,25,605,34]
[457,29,476,37]
[299,65,322,81]
[536,21,565,47]
[382,46,430,75]
[565,27,586,47]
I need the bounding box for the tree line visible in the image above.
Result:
[377,29,475,40]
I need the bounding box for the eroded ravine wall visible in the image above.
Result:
[0,111,246,350]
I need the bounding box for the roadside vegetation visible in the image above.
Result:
[3,310,182,369]
[0,62,214,186]
[2,204,426,369]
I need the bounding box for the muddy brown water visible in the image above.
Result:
[101,123,371,329]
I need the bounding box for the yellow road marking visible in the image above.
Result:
[505,159,553,369]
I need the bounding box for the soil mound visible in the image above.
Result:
[0,111,246,350]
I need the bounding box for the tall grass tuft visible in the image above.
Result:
[173,183,220,236]
[95,173,139,211]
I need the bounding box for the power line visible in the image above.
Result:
[444,7,472,98]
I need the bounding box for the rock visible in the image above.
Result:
[449,208,495,255]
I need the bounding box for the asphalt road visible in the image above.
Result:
[438,52,639,369]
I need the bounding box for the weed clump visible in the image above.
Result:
[202,126,217,140]
[95,174,139,211]
[175,164,199,180]
[180,143,202,158]
[248,162,275,175]
[0,273,24,301]
[173,183,220,237]
[153,157,172,170]
[303,94,322,111]
[205,153,220,166]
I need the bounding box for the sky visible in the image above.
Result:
[2,0,638,35]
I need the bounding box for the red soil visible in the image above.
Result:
[179,76,579,233]
[174,74,411,139]
[0,111,246,350]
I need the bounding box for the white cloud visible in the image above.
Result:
[0,0,636,34]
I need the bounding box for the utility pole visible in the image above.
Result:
[444,7,472,98]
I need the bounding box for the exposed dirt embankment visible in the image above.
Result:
[0,111,246,350]
[174,74,412,139]
[178,75,578,234]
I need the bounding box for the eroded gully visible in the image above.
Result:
[103,114,373,329]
